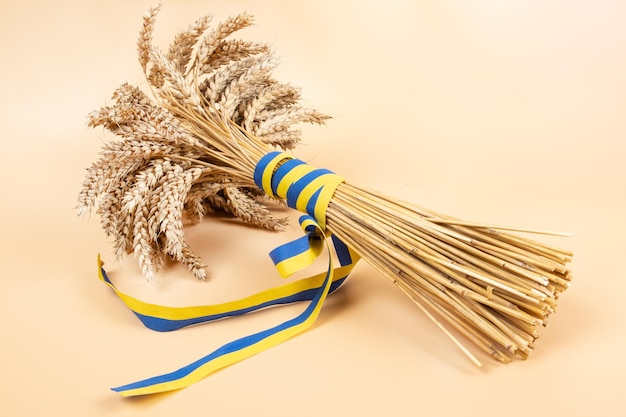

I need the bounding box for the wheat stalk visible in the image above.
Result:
[79,6,572,365]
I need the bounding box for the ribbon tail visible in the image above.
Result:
[112,255,336,396]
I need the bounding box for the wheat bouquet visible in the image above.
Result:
[79,6,573,396]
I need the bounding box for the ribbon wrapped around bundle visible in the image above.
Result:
[81,6,573,397]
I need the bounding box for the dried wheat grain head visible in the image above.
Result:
[77,5,329,280]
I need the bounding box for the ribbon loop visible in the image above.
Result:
[268,215,324,278]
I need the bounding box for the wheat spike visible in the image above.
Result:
[79,7,324,278]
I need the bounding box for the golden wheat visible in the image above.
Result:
[79,6,572,365]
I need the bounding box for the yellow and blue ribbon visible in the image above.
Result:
[99,152,358,396]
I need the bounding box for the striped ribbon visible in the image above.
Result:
[99,152,359,396]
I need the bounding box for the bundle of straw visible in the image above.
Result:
[79,6,572,367]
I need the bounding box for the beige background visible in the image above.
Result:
[1,1,624,416]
